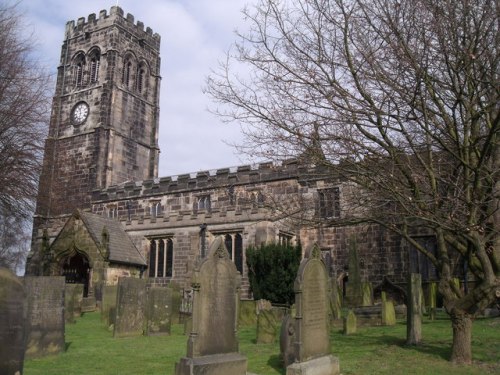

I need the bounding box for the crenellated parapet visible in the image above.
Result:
[65,6,160,49]
[92,160,309,202]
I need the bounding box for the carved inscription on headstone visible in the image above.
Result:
[24,276,65,359]
[0,268,25,374]
[113,277,146,338]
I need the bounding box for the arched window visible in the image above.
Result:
[122,59,132,88]
[73,53,86,88]
[148,238,174,278]
[136,66,145,93]
[89,55,100,83]
[222,233,243,273]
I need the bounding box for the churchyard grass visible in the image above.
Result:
[24,312,499,375]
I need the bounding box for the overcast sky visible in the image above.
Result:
[21,0,257,177]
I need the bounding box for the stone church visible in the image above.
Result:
[26,7,433,300]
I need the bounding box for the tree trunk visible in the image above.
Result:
[450,310,472,364]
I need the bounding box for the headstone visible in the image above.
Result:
[64,283,83,323]
[329,279,342,321]
[382,300,396,326]
[256,306,287,344]
[285,244,340,375]
[101,285,118,327]
[428,282,437,320]
[175,236,247,375]
[81,296,96,313]
[113,277,147,338]
[343,310,357,335]
[345,236,363,307]
[24,276,65,359]
[169,282,182,324]
[361,282,373,307]
[280,314,296,367]
[239,299,257,326]
[406,273,422,345]
[146,287,172,336]
[0,268,25,375]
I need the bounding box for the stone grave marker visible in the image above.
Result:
[361,282,373,307]
[285,244,340,375]
[329,279,342,321]
[81,296,96,313]
[239,299,257,326]
[101,285,118,328]
[343,310,357,335]
[0,268,25,375]
[381,292,396,326]
[428,282,437,320]
[406,273,422,345]
[257,306,287,344]
[146,287,172,336]
[169,282,182,324]
[345,235,363,307]
[175,236,247,375]
[64,283,83,324]
[24,276,65,359]
[113,277,147,338]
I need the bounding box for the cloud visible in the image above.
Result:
[21,0,256,177]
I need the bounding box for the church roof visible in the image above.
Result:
[78,210,146,266]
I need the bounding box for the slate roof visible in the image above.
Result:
[78,210,146,266]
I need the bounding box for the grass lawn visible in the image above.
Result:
[24,312,499,375]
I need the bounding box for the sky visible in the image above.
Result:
[20,0,258,177]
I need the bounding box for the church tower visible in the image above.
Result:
[36,6,160,218]
[29,7,161,273]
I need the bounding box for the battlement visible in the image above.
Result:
[65,6,160,48]
[92,159,311,202]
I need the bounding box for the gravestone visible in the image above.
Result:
[24,276,65,359]
[0,268,25,375]
[113,277,147,338]
[381,292,396,326]
[169,282,182,324]
[175,236,247,375]
[428,282,437,320]
[257,306,287,344]
[239,299,257,326]
[345,236,363,307]
[285,244,340,375]
[146,287,172,336]
[406,273,422,345]
[101,285,118,327]
[329,279,342,321]
[343,310,357,335]
[81,296,96,313]
[361,282,373,307]
[64,283,84,324]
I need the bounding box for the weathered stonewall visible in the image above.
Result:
[285,244,340,375]
[175,236,247,375]
[406,273,423,345]
[64,283,83,324]
[24,276,65,359]
[146,287,172,336]
[0,268,25,375]
[113,277,147,338]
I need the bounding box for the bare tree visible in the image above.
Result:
[206,0,499,364]
[0,2,51,271]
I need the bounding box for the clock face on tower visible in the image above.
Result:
[71,102,89,125]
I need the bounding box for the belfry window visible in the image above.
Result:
[122,60,132,88]
[89,56,100,83]
[148,238,174,278]
[136,66,145,93]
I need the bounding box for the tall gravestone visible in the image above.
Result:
[406,273,422,345]
[113,277,147,338]
[283,245,340,375]
[329,279,342,321]
[24,276,65,359]
[0,268,25,375]
[64,283,84,324]
[345,236,363,307]
[101,285,118,328]
[146,287,172,336]
[175,236,247,375]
